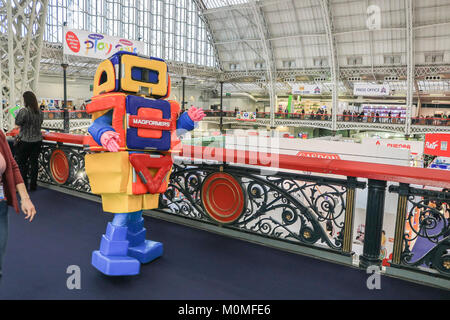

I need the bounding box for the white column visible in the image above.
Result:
[405,0,414,136]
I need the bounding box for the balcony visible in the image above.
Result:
[6,132,446,298]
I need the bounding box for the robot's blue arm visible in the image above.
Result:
[88,110,115,146]
[176,111,197,133]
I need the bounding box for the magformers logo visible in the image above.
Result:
[66,31,138,56]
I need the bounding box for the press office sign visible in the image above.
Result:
[63,27,146,59]
[353,84,390,96]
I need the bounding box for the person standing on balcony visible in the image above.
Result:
[14,91,44,192]
[0,128,36,281]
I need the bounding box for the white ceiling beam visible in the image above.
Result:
[405,0,414,136]
[366,0,376,81]
[319,0,339,132]
[215,39,261,45]
[249,0,276,127]
[202,0,286,15]
[334,27,406,36]
[215,32,327,45]
[414,21,450,30]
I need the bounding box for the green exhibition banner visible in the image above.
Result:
[9,106,21,118]
[287,95,293,118]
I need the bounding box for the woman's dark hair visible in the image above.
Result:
[23,91,39,114]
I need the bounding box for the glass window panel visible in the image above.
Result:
[44,0,218,67]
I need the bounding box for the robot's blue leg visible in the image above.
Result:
[91,213,140,276]
[126,211,163,264]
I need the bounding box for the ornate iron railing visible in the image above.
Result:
[159,162,365,254]
[390,184,450,278]
[37,141,91,194]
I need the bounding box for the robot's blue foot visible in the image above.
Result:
[91,223,140,276]
[128,240,163,264]
[92,251,140,276]
[126,217,164,264]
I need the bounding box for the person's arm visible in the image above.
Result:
[2,132,36,221]
[15,108,26,127]
[16,183,36,222]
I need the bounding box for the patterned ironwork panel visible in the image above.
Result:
[390,185,450,278]
[37,142,91,194]
[160,163,365,253]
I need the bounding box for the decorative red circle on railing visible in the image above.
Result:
[201,172,245,224]
[48,112,54,119]
[50,149,69,184]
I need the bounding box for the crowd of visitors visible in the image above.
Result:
[39,102,86,111]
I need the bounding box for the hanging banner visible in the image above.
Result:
[424,134,450,157]
[63,27,146,59]
[292,85,322,95]
[353,83,390,96]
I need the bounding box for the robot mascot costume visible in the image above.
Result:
[84,51,205,276]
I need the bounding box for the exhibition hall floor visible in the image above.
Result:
[0,188,449,300]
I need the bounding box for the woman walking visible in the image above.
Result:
[0,128,36,279]
[15,91,44,191]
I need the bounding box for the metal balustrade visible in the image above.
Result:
[30,132,450,289]
[42,110,90,120]
[203,111,449,127]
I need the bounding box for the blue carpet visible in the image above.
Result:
[0,188,449,300]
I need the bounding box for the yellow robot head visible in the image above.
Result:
[93,51,170,99]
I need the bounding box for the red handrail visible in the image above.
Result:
[18,132,449,189]
[179,145,450,189]
[42,132,85,145]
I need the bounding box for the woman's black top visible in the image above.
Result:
[15,108,44,142]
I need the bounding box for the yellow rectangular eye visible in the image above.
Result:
[121,55,168,98]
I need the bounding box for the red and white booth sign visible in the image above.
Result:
[361,138,424,156]
[296,151,341,160]
[424,134,450,157]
